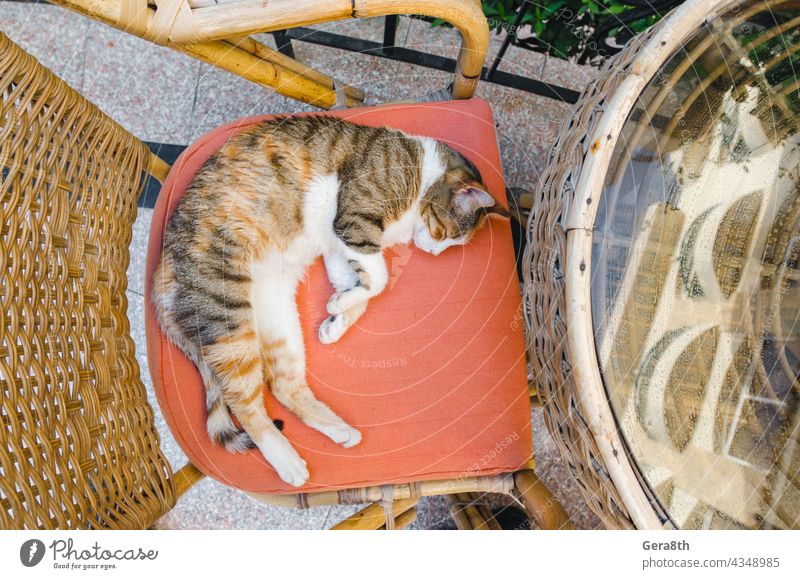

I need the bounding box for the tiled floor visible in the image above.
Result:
[2,1,602,529]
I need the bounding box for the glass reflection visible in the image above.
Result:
[592,0,800,529]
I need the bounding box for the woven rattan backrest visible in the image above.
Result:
[0,32,175,529]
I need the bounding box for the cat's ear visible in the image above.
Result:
[453,184,510,219]
[453,184,496,213]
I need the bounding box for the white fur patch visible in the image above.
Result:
[381,209,417,247]
[417,137,446,197]
[379,137,445,249]
[248,171,341,307]
[303,172,341,249]
[255,429,309,487]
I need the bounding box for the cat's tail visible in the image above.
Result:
[152,254,256,453]
[206,393,256,453]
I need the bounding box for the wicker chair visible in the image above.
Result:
[0,31,174,529]
[0,14,569,528]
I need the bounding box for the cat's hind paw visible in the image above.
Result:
[261,439,309,487]
[274,455,309,488]
[319,315,346,344]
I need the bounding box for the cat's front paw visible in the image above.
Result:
[322,423,362,448]
[326,291,347,315]
[327,288,367,315]
[319,315,346,344]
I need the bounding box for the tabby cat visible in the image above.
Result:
[153,116,508,487]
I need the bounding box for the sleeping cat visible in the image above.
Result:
[152,116,508,487]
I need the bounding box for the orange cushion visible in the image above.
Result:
[145,98,532,494]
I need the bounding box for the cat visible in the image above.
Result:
[152,115,508,487]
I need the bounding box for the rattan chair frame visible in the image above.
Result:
[47,0,489,109]
[0,21,569,529]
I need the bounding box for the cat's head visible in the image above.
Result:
[413,145,509,256]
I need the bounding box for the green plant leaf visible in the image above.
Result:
[430,1,670,65]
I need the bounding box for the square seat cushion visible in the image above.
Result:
[145,98,532,494]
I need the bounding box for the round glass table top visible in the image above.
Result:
[592,0,800,529]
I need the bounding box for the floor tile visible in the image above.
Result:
[190,54,315,142]
[81,21,199,144]
[155,477,333,530]
[303,42,451,106]
[543,53,598,92]
[409,496,456,530]
[476,81,573,189]
[323,504,362,529]
[1,2,92,89]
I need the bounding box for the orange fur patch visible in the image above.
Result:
[239,384,265,405]
[217,355,259,379]
[260,338,287,353]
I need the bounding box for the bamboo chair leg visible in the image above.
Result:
[448,499,472,529]
[148,152,171,183]
[173,462,206,500]
[379,506,417,530]
[459,494,485,529]
[177,40,350,109]
[528,381,541,406]
[228,35,365,107]
[513,470,572,530]
[446,493,502,530]
[331,498,418,530]
[474,501,502,530]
